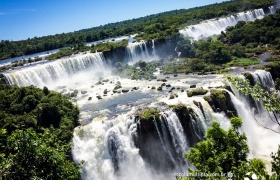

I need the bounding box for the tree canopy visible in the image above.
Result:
[0,0,276,60]
[0,84,81,179]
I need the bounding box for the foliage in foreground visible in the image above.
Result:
[181,117,273,180]
[0,84,81,179]
[227,75,280,112]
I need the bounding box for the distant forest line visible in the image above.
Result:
[0,0,276,60]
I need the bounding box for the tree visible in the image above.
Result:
[227,75,280,133]
[177,37,196,58]
[4,129,81,180]
[195,41,231,64]
[0,84,81,179]
[271,145,280,179]
[180,117,268,180]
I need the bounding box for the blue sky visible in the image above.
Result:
[0,0,227,41]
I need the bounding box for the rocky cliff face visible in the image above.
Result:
[135,108,177,170]
[102,36,179,66]
[204,89,237,118]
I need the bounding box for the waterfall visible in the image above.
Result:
[226,70,280,168]
[160,110,189,168]
[269,5,277,14]
[125,40,158,63]
[226,89,280,165]
[179,8,268,40]
[152,40,156,57]
[252,70,275,90]
[3,52,107,88]
[72,113,173,180]
[153,116,178,167]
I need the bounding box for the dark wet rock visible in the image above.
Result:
[102,79,109,82]
[95,81,102,85]
[174,74,178,77]
[74,89,79,94]
[170,104,204,147]
[88,97,92,100]
[166,84,171,87]
[132,87,139,90]
[81,91,87,95]
[96,95,102,100]
[104,89,108,94]
[190,85,196,88]
[135,108,175,170]
[122,89,130,93]
[242,72,255,86]
[161,83,166,86]
[114,84,122,90]
[204,89,237,118]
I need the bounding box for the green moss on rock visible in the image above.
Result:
[136,108,160,133]
[187,89,208,97]
[242,72,255,86]
[204,89,237,118]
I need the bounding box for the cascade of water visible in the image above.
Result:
[152,40,156,57]
[252,70,275,90]
[269,6,277,14]
[72,114,170,180]
[3,52,107,88]
[226,71,280,168]
[179,8,268,40]
[125,40,158,63]
[225,89,280,167]
[160,110,189,168]
[153,118,177,166]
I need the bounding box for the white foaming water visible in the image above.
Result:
[226,90,280,167]
[160,110,189,167]
[226,70,280,170]
[180,8,267,40]
[269,5,277,14]
[126,40,159,63]
[4,49,280,179]
[3,52,107,88]
[252,70,275,90]
[72,110,175,180]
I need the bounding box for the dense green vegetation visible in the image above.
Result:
[180,118,279,179]
[220,10,280,48]
[90,39,128,52]
[46,48,74,60]
[0,84,81,179]
[227,57,260,66]
[112,61,158,80]
[163,7,280,74]
[0,0,276,60]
